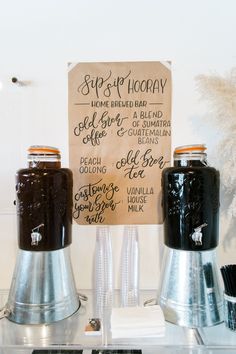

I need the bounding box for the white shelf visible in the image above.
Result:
[0,290,236,353]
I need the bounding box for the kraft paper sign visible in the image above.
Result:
[68,62,171,225]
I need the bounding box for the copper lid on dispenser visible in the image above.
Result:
[28,145,60,155]
[174,144,206,154]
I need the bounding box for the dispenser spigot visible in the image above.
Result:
[31,224,44,246]
[190,223,208,246]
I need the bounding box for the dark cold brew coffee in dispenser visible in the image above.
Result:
[6,146,80,324]
[159,144,223,327]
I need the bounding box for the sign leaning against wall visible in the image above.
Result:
[68,62,171,225]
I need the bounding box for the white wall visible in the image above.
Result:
[0,0,235,290]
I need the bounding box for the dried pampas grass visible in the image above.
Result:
[196,69,236,249]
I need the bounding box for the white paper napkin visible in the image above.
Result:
[111,305,165,339]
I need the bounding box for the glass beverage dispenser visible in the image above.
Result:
[6,146,80,324]
[159,144,223,327]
